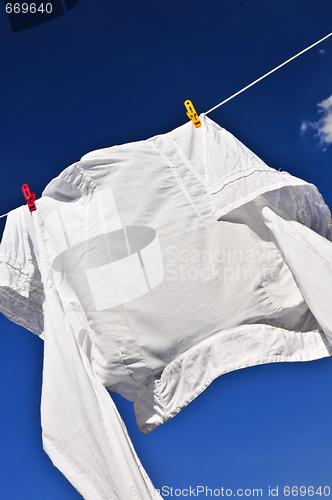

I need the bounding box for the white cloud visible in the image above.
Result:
[300,121,309,134]
[316,95,332,147]
[318,95,332,110]
[301,94,332,151]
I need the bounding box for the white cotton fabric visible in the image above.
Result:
[1,114,332,499]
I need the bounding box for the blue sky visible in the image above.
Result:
[1,1,332,498]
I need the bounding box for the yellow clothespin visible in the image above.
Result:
[184,100,201,128]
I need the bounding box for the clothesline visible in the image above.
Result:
[204,30,332,115]
[1,30,332,222]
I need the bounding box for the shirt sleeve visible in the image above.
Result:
[0,207,44,336]
[202,114,332,241]
[203,114,332,340]
[262,206,332,345]
[41,289,163,500]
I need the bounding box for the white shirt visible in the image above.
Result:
[1,115,332,499]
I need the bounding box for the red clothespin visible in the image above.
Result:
[22,184,37,212]
[184,100,201,128]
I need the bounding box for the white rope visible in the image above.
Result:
[205,31,332,115]
[0,213,9,219]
